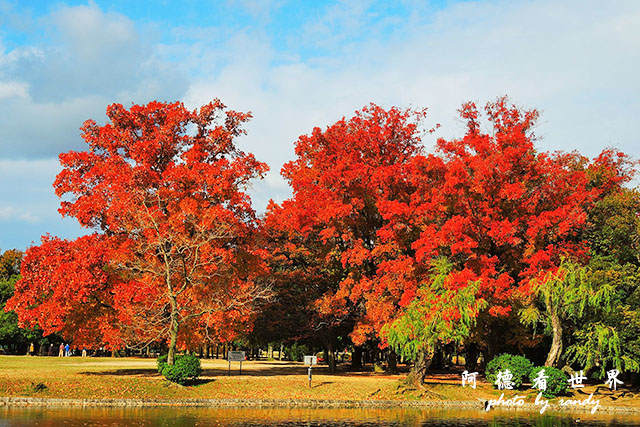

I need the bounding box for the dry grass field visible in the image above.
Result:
[0,355,638,410]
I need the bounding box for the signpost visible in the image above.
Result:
[304,355,317,388]
[228,351,245,375]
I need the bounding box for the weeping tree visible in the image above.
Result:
[520,260,616,368]
[564,260,640,378]
[382,258,487,383]
[564,189,640,379]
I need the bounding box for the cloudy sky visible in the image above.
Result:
[0,0,639,251]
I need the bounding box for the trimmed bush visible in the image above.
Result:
[530,366,568,398]
[156,354,168,374]
[157,354,202,385]
[485,353,534,389]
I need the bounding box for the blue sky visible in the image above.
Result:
[1,0,639,250]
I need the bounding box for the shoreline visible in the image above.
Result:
[1,396,640,414]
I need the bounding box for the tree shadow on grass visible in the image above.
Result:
[199,365,311,377]
[78,362,408,379]
[183,378,215,386]
[312,381,333,389]
[78,366,310,378]
[80,369,216,386]
[80,368,161,377]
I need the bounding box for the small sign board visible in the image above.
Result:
[228,351,245,362]
[304,355,317,366]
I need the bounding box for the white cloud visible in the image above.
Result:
[178,0,640,213]
[191,0,640,152]
[227,0,284,21]
[2,0,639,247]
[0,158,85,249]
[0,206,37,223]
[0,3,188,159]
[0,81,28,99]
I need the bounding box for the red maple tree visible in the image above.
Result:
[8,100,271,364]
[265,103,430,369]
[268,97,634,378]
[375,97,634,371]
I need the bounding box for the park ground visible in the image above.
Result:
[1,355,639,410]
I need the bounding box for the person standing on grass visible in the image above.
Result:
[59,343,64,357]
[64,343,70,357]
[82,347,87,358]
[29,342,34,356]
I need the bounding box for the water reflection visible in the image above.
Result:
[1,406,639,426]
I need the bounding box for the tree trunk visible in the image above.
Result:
[351,346,363,370]
[432,346,443,370]
[409,347,435,384]
[327,341,336,373]
[465,343,479,371]
[388,350,398,373]
[545,307,563,367]
[167,296,180,366]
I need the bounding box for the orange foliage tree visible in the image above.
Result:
[377,97,634,376]
[267,97,634,380]
[7,101,271,364]
[265,104,430,370]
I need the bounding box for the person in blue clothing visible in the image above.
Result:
[64,343,70,357]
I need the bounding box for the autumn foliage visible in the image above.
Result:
[265,97,634,378]
[398,99,628,310]
[8,101,271,363]
[262,104,430,371]
[375,98,633,374]
[5,96,637,380]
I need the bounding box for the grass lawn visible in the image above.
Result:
[0,355,638,409]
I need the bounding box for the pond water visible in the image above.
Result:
[1,406,640,427]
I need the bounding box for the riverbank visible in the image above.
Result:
[1,356,638,415]
[0,396,482,408]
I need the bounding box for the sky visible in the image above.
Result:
[0,0,639,251]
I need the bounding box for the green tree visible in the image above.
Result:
[0,249,44,353]
[562,260,640,378]
[0,275,22,345]
[562,189,640,378]
[521,260,616,367]
[382,258,487,383]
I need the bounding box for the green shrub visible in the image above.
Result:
[157,354,202,385]
[156,354,168,374]
[485,353,534,389]
[286,343,309,362]
[529,366,568,398]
